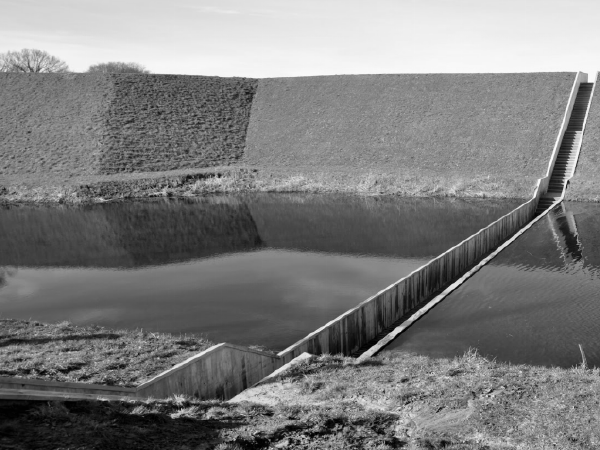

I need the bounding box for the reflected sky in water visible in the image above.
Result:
[384,201,600,368]
[0,194,520,350]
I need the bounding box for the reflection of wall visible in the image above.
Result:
[0,198,262,268]
[491,201,599,272]
[0,205,133,267]
[564,202,600,269]
[103,198,262,266]
[248,195,521,258]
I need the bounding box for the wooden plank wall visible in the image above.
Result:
[277,195,539,363]
[136,343,282,399]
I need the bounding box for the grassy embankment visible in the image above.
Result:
[1,350,599,449]
[0,73,577,204]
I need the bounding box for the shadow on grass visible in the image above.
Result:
[0,399,249,450]
[0,333,121,348]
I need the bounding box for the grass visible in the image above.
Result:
[2,350,599,449]
[0,73,255,178]
[245,74,574,197]
[0,166,542,205]
[2,72,588,204]
[0,318,214,387]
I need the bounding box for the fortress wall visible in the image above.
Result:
[245,73,575,189]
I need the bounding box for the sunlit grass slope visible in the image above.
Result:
[245,73,575,198]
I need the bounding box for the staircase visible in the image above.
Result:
[535,82,594,215]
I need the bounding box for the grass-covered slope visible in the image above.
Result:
[245,73,575,198]
[99,74,256,173]
[568,83,600,201]
[0,73,111,177]
[1,72,578,201]
[0,74,256,181]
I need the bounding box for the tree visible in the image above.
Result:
[86,62,150,74]
[0,48,69,73]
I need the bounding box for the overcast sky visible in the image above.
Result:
[2,0,599,78]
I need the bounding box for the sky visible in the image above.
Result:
[1,0,599,78]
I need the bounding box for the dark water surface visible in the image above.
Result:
[0,194,520,350]
[384,201,600,368]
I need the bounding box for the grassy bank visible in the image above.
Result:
[1,351,599,449]
[0,319,213,387]
[1,72,579,205]
[0,167,539,205]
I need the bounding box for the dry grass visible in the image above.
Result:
[0,167,540,205]
[3,350,600,448]
[1,166,543,205]
[0,318,213,386]
[235,350,600,449]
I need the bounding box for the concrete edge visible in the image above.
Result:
[356,197,563,362]
[0,388,137,403]
[228,352,314,403]
[136,342,281,391]
[0,376,136,394]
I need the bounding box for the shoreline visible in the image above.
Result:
[0,167,549,206]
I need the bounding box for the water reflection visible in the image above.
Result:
[384,201,600,368]
[0,194,520,350]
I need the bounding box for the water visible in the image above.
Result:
[0,194,520,350]
[384,201,600,368]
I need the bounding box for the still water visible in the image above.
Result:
[384,201,600,368]
[0,194,520,350]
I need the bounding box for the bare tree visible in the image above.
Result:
[87,62,150,74]
[0,49,69,73]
